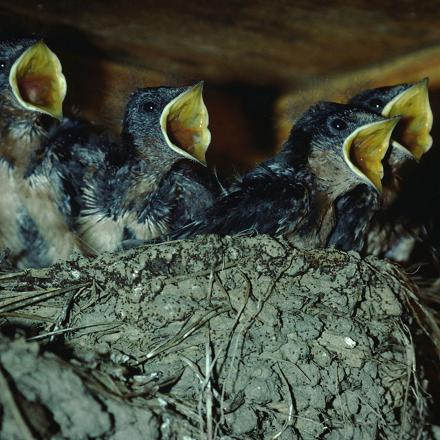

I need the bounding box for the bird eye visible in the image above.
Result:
[0,62,5,69]
[141,101,155,112]
[369,98,383,110]
[330,118,347,131]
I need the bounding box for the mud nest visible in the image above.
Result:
[0,235,435,439]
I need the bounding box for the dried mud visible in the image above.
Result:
[0,235,433,439]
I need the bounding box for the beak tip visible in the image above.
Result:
[192,81,204,93]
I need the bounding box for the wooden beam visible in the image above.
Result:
[1,0,440,87]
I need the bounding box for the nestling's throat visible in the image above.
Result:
[134,133,187,175]
[307,149,364,201]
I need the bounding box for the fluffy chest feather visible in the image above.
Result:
[0,159,82,268]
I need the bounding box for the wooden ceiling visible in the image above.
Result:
[1,1,439,167]
[1,1,440,87]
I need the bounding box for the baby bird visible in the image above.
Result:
[349,78,432,205]
[0,38,70,268]
[349,79,433,262]
[49,82,216,254]
[164,102,399,252]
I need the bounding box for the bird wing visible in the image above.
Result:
[168,165,309,240]
[166,161,221,230]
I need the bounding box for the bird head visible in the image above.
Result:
[349,79,432,161]
[122,82,211,166]
[289,102,400,193]
[0,39,66,120]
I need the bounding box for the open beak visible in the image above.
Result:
[160,81,211,166]
[9,41,66,120]
[382,78,432,160]
[343,117,401,192]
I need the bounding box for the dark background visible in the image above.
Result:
[1,0,440,172]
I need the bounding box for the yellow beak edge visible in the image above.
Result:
[382,78,433,160]
[160,82,211,166]
[343,117,401,192]
[9,41,66,120]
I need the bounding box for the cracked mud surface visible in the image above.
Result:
[0,235,432,439]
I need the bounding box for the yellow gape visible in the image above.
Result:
[160,81,211,165]
[9,41,66,120]
[382,78,433,160]
[343,117,401,192]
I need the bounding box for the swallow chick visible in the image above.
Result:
[349,79,433,262]
[164,102,399,252]
[349,78,432,205]
[65,82,217,253]
[0,38,70,268]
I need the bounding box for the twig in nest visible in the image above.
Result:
[136,305,230,364]
[155,391,201,424]
[238,254,296,340]
[205,339,214,440]
[367,260,440,359]
[397,320,428,440]
[0,311,54,323]
[213,271,250,431]
[270,363,295,439]
[0,283,89,314]
[181,356,221,401]
[26,321,123,342]
[49,285,88,341]
[0,270,27,281]
[403,285,440,358]
[184,328,223,440]
[0,266,51,282]
[163,262,239,285]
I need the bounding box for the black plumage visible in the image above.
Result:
[349,79,432,205]
[326,184,379,252]
[48,83,217,254]
[165,102,398,252]
[348,79,433,262]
